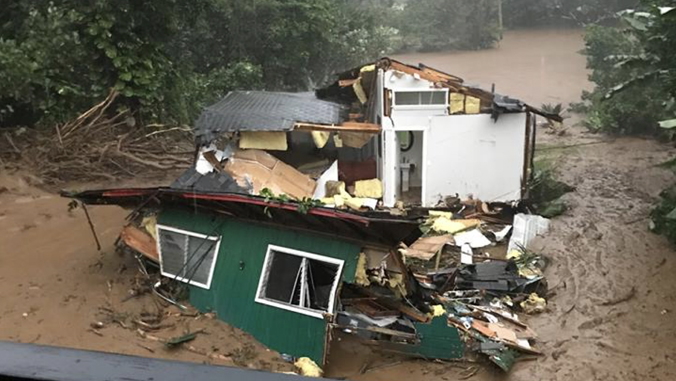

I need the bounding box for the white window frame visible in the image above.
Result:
[156,224,221,290]
[255,244,344,319]
[392,89,449,110]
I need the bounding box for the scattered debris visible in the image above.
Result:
[520,293,547,314]
[294,357,324,377]
[61,56,565,374]
[165,329,206,348]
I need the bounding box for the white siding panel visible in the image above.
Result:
[423,113,527,205]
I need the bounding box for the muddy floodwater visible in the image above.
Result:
[395,28,593,106]
[1,29,676,381]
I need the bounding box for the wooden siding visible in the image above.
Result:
[158,207,360,364]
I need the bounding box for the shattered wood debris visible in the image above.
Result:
[0,90,193,184]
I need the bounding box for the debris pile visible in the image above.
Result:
[393,203,551,371]
[1,90,192,184]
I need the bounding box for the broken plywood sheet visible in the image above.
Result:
[239,131,288,151]
[403,235,453,260]
[431,217,481,234]
[120,225,159,262]
[224,149,315,200]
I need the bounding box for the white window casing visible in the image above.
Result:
[156,224,221,289]
[392,89,449,110]
[255,245,344,319]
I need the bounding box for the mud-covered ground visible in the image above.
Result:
[1,28,676,380]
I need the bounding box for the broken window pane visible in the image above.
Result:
[307,259,339,310]
[186,236,218,286]
[257,247,342,316]
[395,91,446,106]
[263,251,303,304]
[159,229,185,277]
[157,226,220,288]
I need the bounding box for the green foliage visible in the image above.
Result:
[260,188,323,216]
[397,0,502,51]
[541,103,564,116]
[0,0,402,128]
[580,2,676,135]
[529,162,574,218]
[651,185,676,244]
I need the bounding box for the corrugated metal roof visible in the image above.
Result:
[195,91,349,145]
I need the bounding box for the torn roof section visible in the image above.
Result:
[194,57,561,147]
[170,165,248,194]
[317,57,562,121]
[64,187,421,247]
[195,91,349,145]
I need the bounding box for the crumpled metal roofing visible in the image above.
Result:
[194,91,349,145]
[170,166,249,194]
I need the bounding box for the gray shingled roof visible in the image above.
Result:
[195,91,349,145]
[170,166,250,194]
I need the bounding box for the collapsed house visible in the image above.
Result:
[64,58,557,372]
[194,58,561,207]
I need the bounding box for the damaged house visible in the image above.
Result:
[68,187,463,366]
[64,58,557,371]
[194,58,560,207]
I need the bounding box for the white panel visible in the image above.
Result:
[423,113,527,205]
[382,130,400,207]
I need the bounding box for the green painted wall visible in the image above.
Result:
[158,207,361,364]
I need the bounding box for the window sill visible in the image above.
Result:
[254,297,329,320]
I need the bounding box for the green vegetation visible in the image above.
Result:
[0,0,397,128]
[530,157,575,218]
[578,2,675,135]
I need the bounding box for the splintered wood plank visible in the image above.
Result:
[294,122,381,133]
[120,225,159,262]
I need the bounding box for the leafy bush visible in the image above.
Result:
[580,4,676,135]
[651,185,676,244]
[0,0,403,128]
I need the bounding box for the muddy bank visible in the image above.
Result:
[0,172,293,372]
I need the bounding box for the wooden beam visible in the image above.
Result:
[294,122,381,133]
[388,61,447,84]
[331,324,418,340]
